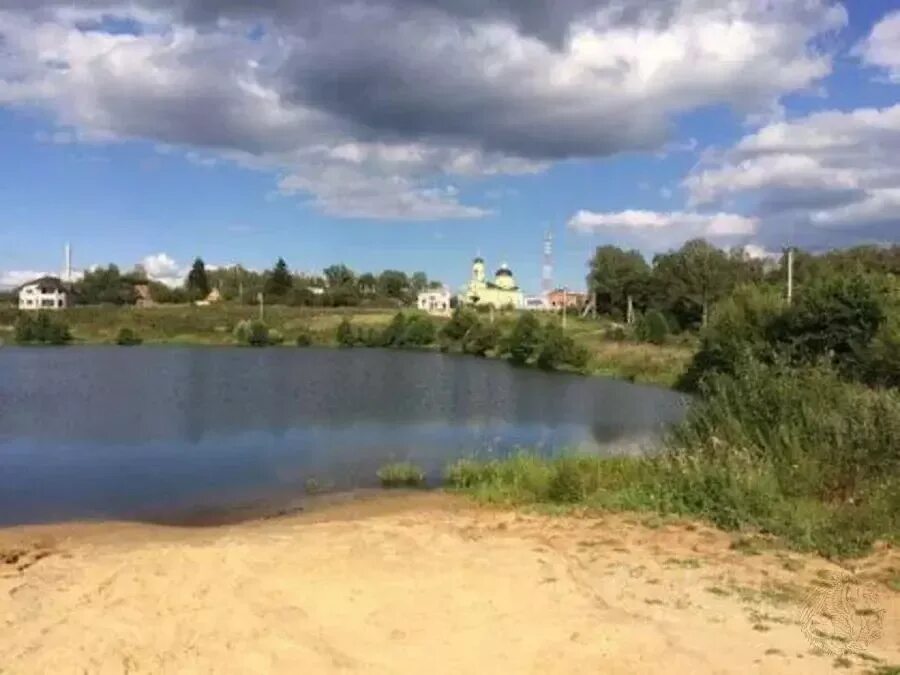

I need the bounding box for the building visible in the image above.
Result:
[18,277,68,311]
[547,289,588,310]
[523,295,550,311]
[463,257,524,309]
[417,287,451,316]
[194,288,223,307]
[134,284,156,308]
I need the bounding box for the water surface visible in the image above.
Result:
[0,346,688,525]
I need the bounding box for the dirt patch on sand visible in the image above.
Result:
[0,493,897,674]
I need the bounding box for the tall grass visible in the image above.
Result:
[445,361,900,558]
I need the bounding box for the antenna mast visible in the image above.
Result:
[542,231,553,298]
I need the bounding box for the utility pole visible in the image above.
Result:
[786,247,794,306]
[626,295,635,325]
[257,292,265,322]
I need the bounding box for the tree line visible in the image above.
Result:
[32,258,443,307]
[588,239,899,391]
[588,239,900,334]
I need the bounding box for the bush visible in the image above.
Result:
[461,322,500,356]
[115,327,142,346]
[441,307,478,342]
[15,313,72,345]
[295,329,313,347]
[677,284,786,391]
[379,312,407,347]
[234,319,281,346]
[400,313,436,347]
[377,462,426,488]
[503,313,541,365]
[635,309,669,345]
[336,318,356,347]
[768,274,887,375]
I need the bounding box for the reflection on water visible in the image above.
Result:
[0,346,688,525]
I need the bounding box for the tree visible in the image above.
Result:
[357,273,377,295]
[186,258,210,298]
[377,270,410,301]
[411,271,428,293]
[264,258,293,298]
[586,246,650,319]
[75,264,138,305]
[652,239,735,329]
[323,264,355,290]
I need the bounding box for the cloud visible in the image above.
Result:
[0,270,53,289]
[139,252,183,287]
[683,103,900,248]
[568,209,757,248]
[0,1,847,219]
[856,10,900,82]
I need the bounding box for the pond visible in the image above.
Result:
[0,346,689,525]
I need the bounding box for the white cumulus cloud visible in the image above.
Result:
[856,10,900,82]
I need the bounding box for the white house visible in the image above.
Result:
[417,287,451,316]
[18,276,68,311]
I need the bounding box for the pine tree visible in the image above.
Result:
[265,258,293,297]
[186,258,210,298]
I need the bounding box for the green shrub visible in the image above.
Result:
[635,309,669,345]
[379,312,407,347]
[441,307,478,342]
[768,274,887,375]
[461,322,500,356]
[336,318,356,347]
[295,329,313,347]
[15,313,72,345]
[115,327,142,346]
[503,313,541,365]
[400,313,436,347]
[234,319,281,346]
[377,462,426,488]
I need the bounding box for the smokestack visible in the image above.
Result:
[65,243,72,283]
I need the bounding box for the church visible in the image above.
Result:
[462,257,524,309]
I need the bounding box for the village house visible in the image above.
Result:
[417,287,452,316]
[547,288,588,310]
[17,276,68,311]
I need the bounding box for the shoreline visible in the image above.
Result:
[0,340,688,391]
[1,492,897,673]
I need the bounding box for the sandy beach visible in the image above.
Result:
[1,492,897,674]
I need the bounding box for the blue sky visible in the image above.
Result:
[1,1,899,292]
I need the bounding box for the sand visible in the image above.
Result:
[0,492,897,674]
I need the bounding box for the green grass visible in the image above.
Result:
[376,462,426,489]
[0,304,398,347]
[444,361,900,559]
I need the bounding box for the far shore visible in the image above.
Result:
[1,492,897,674]
[0,304,694,388]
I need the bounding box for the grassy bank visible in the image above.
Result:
[0,304,397,347]
[0,304,691,387]
[441,361,900,559]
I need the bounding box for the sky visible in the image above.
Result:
[0,1,899,293]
